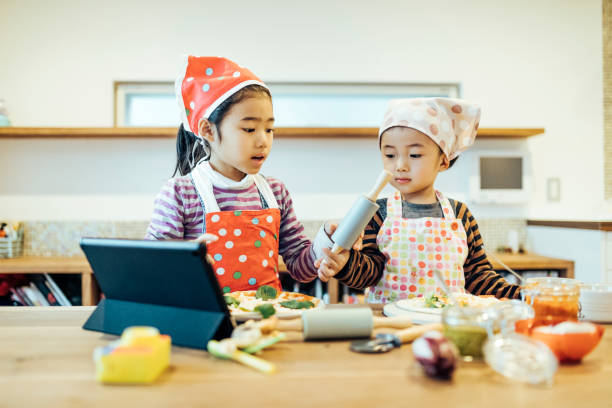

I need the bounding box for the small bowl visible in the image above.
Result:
[530,323,604,363]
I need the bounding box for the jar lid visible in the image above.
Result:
[442,305,493,326]
[523,277,580,297]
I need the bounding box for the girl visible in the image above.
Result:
[316,98,521,303]
[146,56,326,293]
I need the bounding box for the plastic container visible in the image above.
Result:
[522,277,580,326]
[93,326,171,384]
[0,227,23,258]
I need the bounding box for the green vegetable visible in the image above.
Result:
[255,285,277,301]
[242,332,287,354]
[224,295,240,307]
[279,300,315,310]
[254,303,276,319]
[425,294,447,309]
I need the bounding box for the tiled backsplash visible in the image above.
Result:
[22,219,526,257]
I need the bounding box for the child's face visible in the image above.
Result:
[380,127,449,203]
[203,95,274,181]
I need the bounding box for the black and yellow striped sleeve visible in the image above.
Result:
[452,200,521,299]
[333,208,387,290]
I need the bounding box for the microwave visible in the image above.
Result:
[469,151,532,204]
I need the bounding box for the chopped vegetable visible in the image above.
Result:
[242,332,287,354]
[279,300,315,310]
[207,340,276,374]
[254,303,276,319]
[224,295,240,307]
[412,331,458,379]
[425,294,448,309]
[255,285,278,301]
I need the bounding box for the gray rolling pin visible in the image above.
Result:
[271,308,412,340]
[331,170,393,254]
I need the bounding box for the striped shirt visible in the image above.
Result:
[334,197,521,299]
[145,174,318,283]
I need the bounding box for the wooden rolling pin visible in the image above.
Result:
[387,323,443,344]
[258,308,412,339]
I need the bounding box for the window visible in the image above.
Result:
[114,81,460,127]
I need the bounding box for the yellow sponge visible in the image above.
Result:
[94,326,171,384]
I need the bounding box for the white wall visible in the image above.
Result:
[0,0,606,222]
[527,226,606,283]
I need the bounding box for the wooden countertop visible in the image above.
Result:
[0,307,609,407]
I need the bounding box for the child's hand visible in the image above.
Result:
[193,233,219,244]
[315,247,350,282]
[192,233,219,265]
[314,223,364,282]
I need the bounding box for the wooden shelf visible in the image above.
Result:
[0,127,545,139]
[527,220,612,231]
[0,256,98,306]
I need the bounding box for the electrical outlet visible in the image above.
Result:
[547,178,561,202]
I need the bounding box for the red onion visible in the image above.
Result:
[412,331,458,379]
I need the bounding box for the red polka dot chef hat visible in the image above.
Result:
[175,56,268,135]
[379,97,481,160]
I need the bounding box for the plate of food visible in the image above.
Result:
[384,293,502,324]
[224,285,324,321]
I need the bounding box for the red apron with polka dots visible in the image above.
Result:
[192,170,282,294]
[367,190,468,304]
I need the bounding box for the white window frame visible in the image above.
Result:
[114,81,460,127]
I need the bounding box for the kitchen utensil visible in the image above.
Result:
[349,323,442,353]
[330,170,392,254]
[259,308,412,339]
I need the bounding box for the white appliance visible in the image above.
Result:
[469,151,532,204]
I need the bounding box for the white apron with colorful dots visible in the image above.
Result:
[367,190,468,304]
[192,168,282,294]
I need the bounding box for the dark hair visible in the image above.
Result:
[448,156,458,169]
[172,84,271,176]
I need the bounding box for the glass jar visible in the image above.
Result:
[522,277,580,326]
[487,300,535,335]
[442,305,492,360]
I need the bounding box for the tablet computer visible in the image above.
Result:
[80,238,234,349]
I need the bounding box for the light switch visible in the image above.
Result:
[547,178,561,202]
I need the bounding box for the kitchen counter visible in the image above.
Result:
[0,307,609,407]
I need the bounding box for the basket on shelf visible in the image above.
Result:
[0,226,23,258]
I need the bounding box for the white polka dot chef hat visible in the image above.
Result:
[378,97,481,160]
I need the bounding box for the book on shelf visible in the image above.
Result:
[10,287,29,306]
[15,287,33,306]
[4,274,72,307]
[44,273,71,306]
[21,285,44,306]
[31,275,60,306]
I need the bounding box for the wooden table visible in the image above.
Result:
[0,307,609,407]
